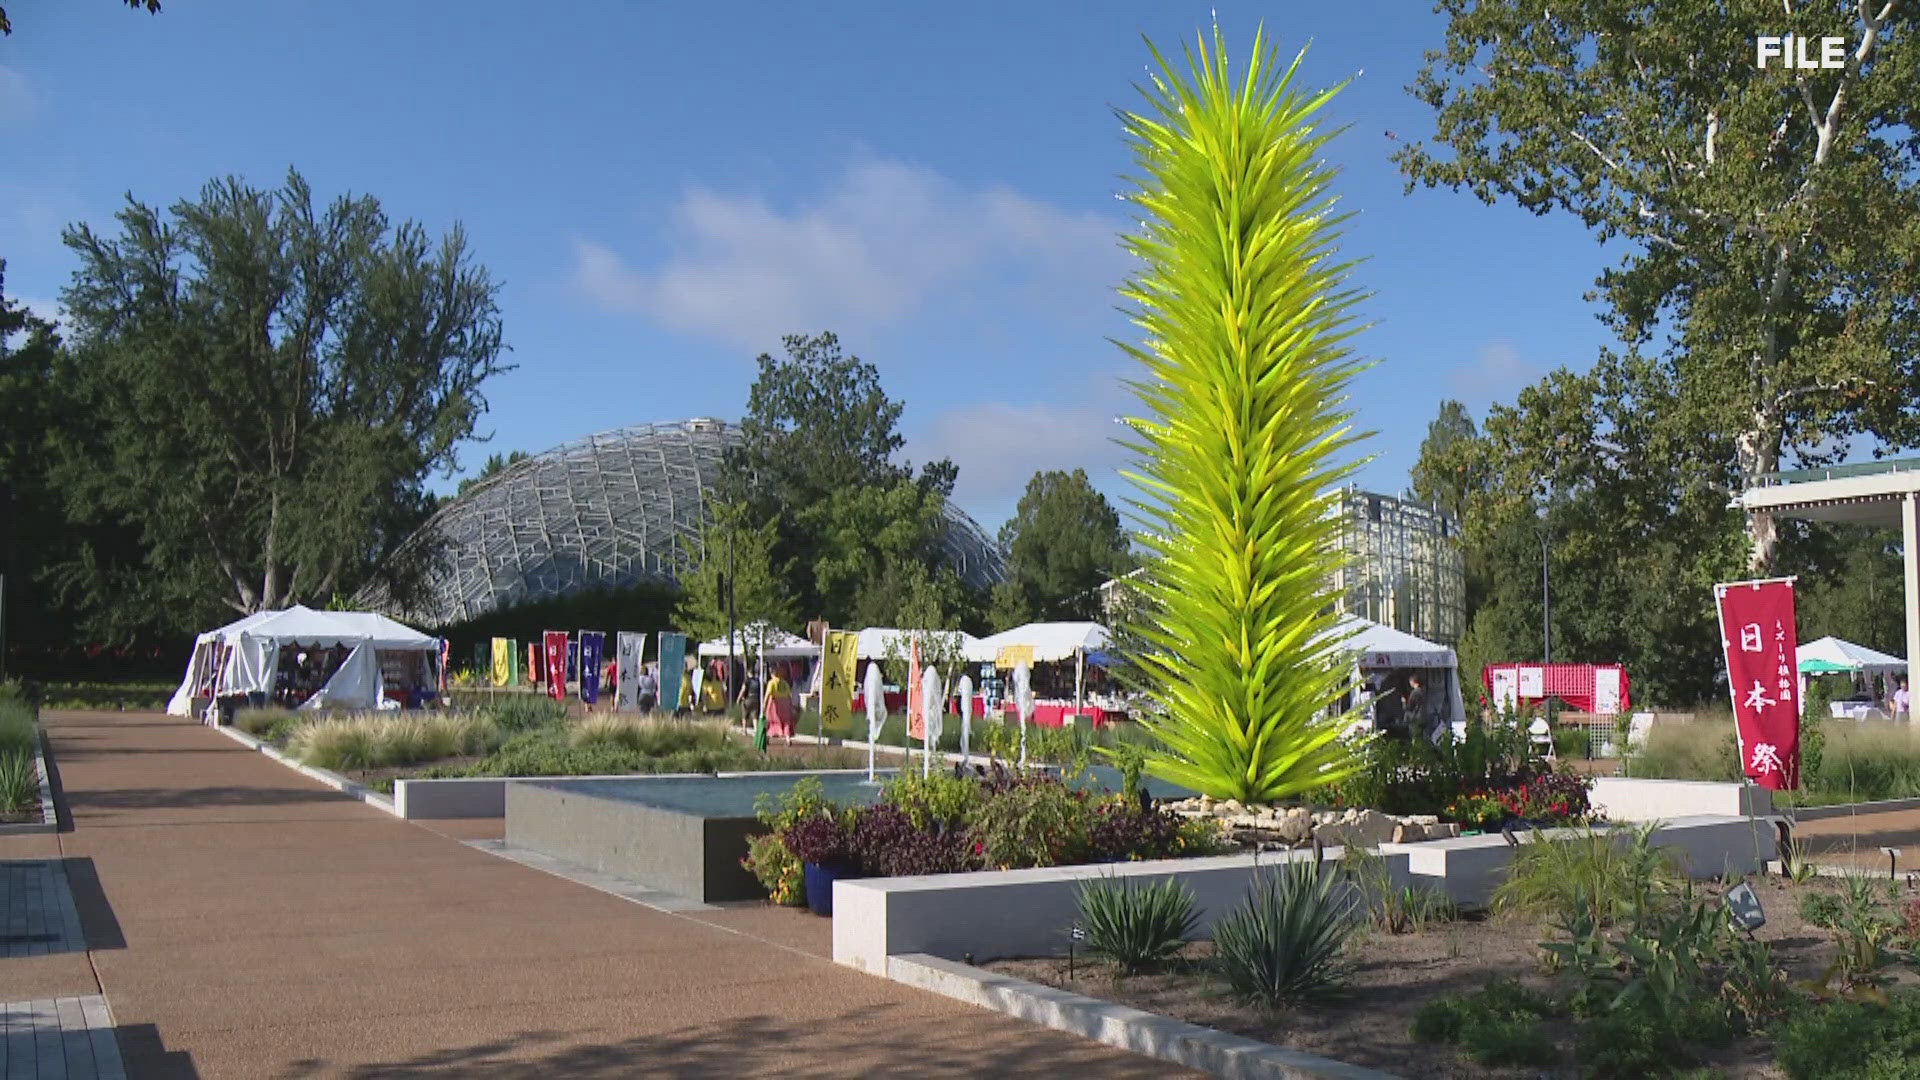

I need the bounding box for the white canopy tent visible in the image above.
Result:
[695,623,817,659]
[848,627,982,660]
[1797,635,1906,675]
[1325,615,1468,729]
[166,605,442,720]
[964,622,1110,664]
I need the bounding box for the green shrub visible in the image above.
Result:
[1345,846,1455,933]
[1411,978,1554,1047]
[485,693,568,732]
[1211,858,1355,1008]
[1799,888,1844,928]
[1776,992,1920,1080]
[744,832,804,906]
[0,707,36,759]
[287,712,499,771]
[1626,719,1742,783]
[235,706,298,737]
[568,714,731,756]
[1577,998,1730,1078]
[972,774,1094,869]
[0,751,38,814]
[1495,823,1681,929]
[743,777,840,902]
[1074,875,1198,974]
[883,771,985,831]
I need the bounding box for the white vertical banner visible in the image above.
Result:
[615,632,645,712]
[1491,668,1519,713]
[1593,668,1622,714]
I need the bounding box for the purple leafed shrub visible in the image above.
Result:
[782,811,854,866]
[845,804,978,878]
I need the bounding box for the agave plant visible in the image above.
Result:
[1114,26,1367,802]
[1075,874,1199,974]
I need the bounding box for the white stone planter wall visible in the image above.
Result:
[834,848,1400,974]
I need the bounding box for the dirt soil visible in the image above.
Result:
[990,877,1920,1079]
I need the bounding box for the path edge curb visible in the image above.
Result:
[210,724,400,817]
[884,953,1400,1080]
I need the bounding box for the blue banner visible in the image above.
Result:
[579,631,605,704]
[566,640,579,684]
[658,632,687,715]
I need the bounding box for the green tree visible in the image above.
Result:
[0,0,157,36]
[674,501,798,649]
[53,169,508,634]
[1118,28,1366,803]
[1434,359,1747,705]
[457,450,529,496]
[1409,400,1482,522]
[1398,0,1920,572]
[989,469,1132,628]
[727,331,968,625]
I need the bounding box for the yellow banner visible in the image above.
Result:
[821,630,858,736]
[490,638,510,687]
[996,644,1034,670]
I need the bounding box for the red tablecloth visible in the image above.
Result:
[1002,702,1115,728]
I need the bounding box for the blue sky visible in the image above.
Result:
[1,0,1619,533]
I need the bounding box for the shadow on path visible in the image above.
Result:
[117,1023,201,1079]
[274,1007,1174,1079]
[62,857,126,951]
[67,786,350,812]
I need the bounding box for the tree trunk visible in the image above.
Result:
[1736,417,1783,573]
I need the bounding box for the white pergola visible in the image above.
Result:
[1739,462,1920,695]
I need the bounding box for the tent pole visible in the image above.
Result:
[1074,648,1085,720]
[1904,494,1919,721]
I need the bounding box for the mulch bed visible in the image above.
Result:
[990,877,1915,1079]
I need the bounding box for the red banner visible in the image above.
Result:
[544,631,569,702]
[907,638,925,740]
[1714,578,1800,790]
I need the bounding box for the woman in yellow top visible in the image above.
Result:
[699,673,727,713]
[763,670,796,739]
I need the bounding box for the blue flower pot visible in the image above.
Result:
[803,860,853,917]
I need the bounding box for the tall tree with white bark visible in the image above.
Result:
[1398,0,1920,570]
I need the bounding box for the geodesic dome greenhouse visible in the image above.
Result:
[353,418,1005,628]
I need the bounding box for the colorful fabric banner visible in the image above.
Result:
[579,631,605,705]
[1715,578,1801,790]
[490,638,510,687]
[908,637,925,739]
[615,632,645,711]
[566,639,579,684]
[658,633,687,718]
[543,631,568,701]
[526,642,540,686]
[507,639,520,685]
[821,630,858,737]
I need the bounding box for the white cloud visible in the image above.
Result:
[573,158,1124,349]
[1448,340,1542,398]
[913,394,1136,530]
[0,66,34,126]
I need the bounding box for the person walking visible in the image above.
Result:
[1895,676,1910,722]
[637,666,658,713]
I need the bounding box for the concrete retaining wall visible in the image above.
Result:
[833,848,1397,974]
[1381,814,1780,908]
[836,815,1783,972]
[1588,777,1772,820]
